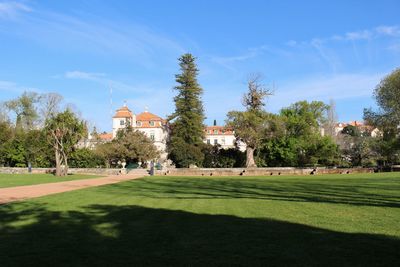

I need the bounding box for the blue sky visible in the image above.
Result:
[1,0,400,132]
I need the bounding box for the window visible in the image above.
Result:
[149,121,155,126]
[207,139,210,144]
[207,130,211,134]
[150,131,156,141]
[136,121,142,127]
[221,138,225,145]
[214,139,218,145]
[120,120,125,126]
[214,130,218,134]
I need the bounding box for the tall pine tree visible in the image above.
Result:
[168,54,205,167]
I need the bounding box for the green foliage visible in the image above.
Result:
[69,148,104,168]
[168,54,205,167]
[0,120,53,168]
[45,109,86,176]
[96,129,159,167]
[257,135,339,167]
[24,129,53,168]
[255,101,339,167]
[226,74,275,167]
[364,68,400,165]
[373,68,400,122]
[202,145,245,168]
[5,91,39,130]
[338,129,378,167]
[0,121,13,166]
[341,125,361,137]
[4,134,26,167]
[280,101,328,137]
[168,137,204,168]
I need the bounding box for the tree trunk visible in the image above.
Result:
[63,152,68,176]
[55,148,62,176]
[246,147,257,168]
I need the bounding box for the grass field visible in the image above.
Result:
[0,173,102,188]
[0,172,399,266]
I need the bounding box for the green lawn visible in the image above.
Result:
[1,172,399,266]
[0,173,102,188]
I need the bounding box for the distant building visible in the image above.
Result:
[85,104,246,161]
[112,104,169,160]
[334,120,381,137]
[204,126,246,151]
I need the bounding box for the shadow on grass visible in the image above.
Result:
[97,176,400,208]
[0,203,399,266]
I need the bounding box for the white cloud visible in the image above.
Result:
[345,30,372,41]
[210,45,292,71]
[375,26,400,37]
[0,80,42,93]
[0,1,31,19]
[287,25,400,47]
[65,71,105,81]
[63,70,154,94]
[0,80,18,91]
[1,5,185,67]
[285,40,297,46]
[269,72,383,111]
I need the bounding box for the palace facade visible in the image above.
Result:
[95,104,244,161]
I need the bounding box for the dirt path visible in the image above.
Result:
[0,174,145,204]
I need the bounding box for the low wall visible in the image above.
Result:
[0,166,375,177]
[0,167,121,175]
[156,167,374,176]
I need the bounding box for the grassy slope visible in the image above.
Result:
[0,172,399,266]
[0,173,102,188]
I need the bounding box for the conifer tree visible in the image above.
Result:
[168,54,205,167]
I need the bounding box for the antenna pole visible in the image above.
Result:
[109,83,113,128]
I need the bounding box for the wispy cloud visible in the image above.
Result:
[63,70,154,94]
[210,45,292,71]
[0,1,31,19]
[0,80,41,93]
[269,72,383,112]
[2,5,185,67]
[210,51,258,71]
[65,71,105,81]
[291,25,400,46]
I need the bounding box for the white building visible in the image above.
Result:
[204,126,246,151]
[112,104,169,160]
[88,104,246,162]
[334,121,381,137]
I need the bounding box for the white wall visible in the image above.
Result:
[137,126,169,161]
[112,115,135,138]
[204,134,246,151]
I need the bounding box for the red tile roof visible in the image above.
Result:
[135,111,165,128]
[98,133,113,140]
[113,106,133,118]
[204,126,234,135]
[136,111,163,121]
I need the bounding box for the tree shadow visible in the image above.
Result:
[0,203,399,266]
[99,176,400,208]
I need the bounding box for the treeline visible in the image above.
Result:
[0,54,399,171]
[168,55,400,168]
[0,92,158,175]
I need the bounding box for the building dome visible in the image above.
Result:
[113,105,133,118]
